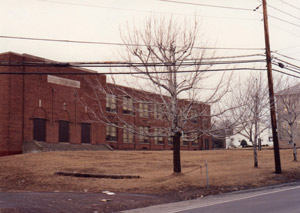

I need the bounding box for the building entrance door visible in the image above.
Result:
[33,118,46,141]
[59,120,69,142]
[81,123,91,144]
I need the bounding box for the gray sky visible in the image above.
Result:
[1,0,300,74]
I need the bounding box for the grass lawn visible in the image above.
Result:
[1,149,300,196]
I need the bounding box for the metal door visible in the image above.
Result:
[59,120,69,142]
[81,123,91,144]
[33,118,46,141]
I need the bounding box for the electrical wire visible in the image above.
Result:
[0,67,265,75]
[0,35,265,51]
[272,58,300,72]
[159,0,253,11]
[277,44,300,52]
[272,52,300,63]
[267,4,300,21]
[273,68,300,79]
[256,11,300,29]
[39,0,260,21]
[0,59,266,68]
[39,0,186,16]
[280,0,300,12]
[2,60,300,79]
[272,62,300,76]
[269,23,300,40]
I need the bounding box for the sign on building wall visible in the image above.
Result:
[47,75,80,88]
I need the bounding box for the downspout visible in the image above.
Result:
[22,56,25,146]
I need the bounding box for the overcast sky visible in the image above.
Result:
[1,0,300,76]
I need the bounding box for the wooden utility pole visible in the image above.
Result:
[262,0,282,174]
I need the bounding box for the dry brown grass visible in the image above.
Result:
[1,149,300,195]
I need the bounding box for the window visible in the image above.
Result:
[181,133,188,146]
[168,132,173,145]
[139,126,150,143]
[191,110,198,124]
[123,125,134,143]
[106,94,116,112]
[106,124,117,141]
[191,133,198,146]
[202,117,210,130]
[154,128,164,145]
[205,139,209,150]
[139,103,149,118]
[154,104,163,119]
[123,96,134,115]
[192,140,198,146]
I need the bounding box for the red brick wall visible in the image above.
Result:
[0,52,212,156]
[0,53,10,156]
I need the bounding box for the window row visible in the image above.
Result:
[106,94,200,122]
[106,94,164,118]
[106,124,199,146]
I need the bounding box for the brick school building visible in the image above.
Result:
[0,52,211,156]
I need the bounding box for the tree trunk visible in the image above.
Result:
[293,143,297,161]
[253,125,258,168]
[173,131,182,173]
[253,141,258,168]
[291,125,297,161]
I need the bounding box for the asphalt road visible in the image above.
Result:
[124,183,300,213]
[0,191,173,213]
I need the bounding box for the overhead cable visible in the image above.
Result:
[0,59,266,68]
[280,0,300,12]
[273,52,300,62]
[39,0,259,20]
[159,0,253,11]
[0,35,265,50]
[0,67,265,75]
[267,4,300,21]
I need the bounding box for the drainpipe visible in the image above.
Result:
[22,56,25,145]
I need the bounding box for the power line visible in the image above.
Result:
[277,44,300,52]
[272,52,300,63]
[159,0,253,11]
[0,35,265,50]
[273,68,300,79]
[39,0,259,21]
[272,57,300,71]
[182,53,265,60]
[280,0,300,12]
[39,0,186,16]
[0,67,265,75]
[1,62,299,78]
[257,11,300,29]
[0,59,266,68]
[267,4,300,21]
[272,62,300,76]
[269,23,300,40]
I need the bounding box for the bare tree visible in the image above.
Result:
[84,16,231,173]
[276,81,300,161]
[226,72,270,168]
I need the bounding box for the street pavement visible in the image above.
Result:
[0,191,171,213]
[123,183,300,213]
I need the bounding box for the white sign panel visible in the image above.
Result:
[47,75,80,88]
